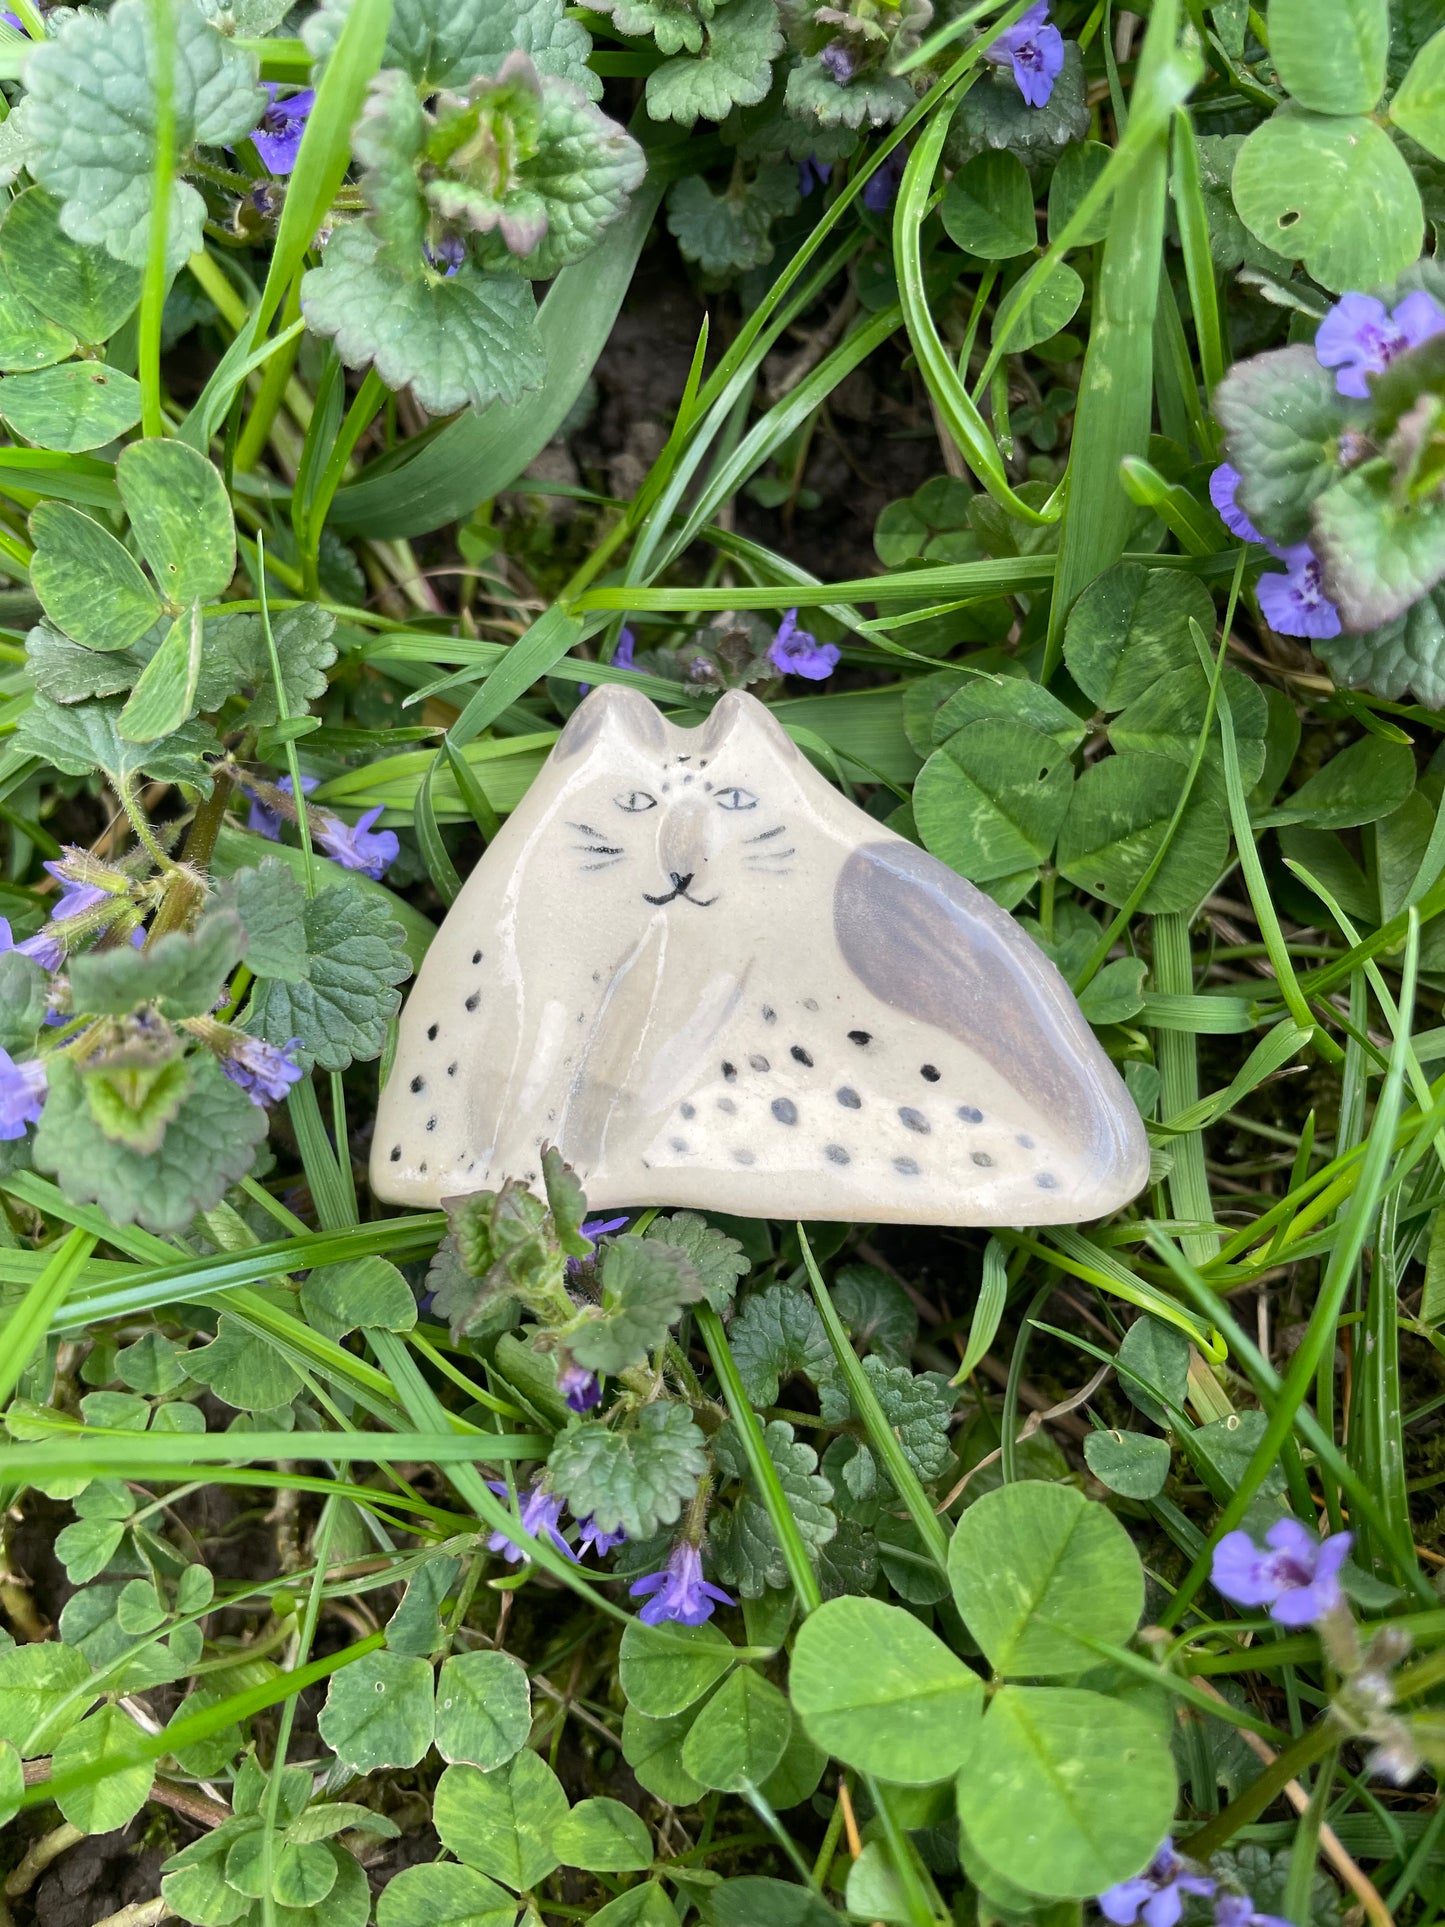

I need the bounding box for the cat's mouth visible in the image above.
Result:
[643,871,718,908]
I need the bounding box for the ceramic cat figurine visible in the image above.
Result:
[370,684,1149,1224]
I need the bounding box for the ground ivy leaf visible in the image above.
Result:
[213,858,309,983]
[15,693,218,794]
[646,0,783,126]
[727,1283,835,1406]
[0,363,142,454]
[644,1211,749,1311]
[29,502,162,655]
[785,57,914,131]
[548,1402,708,1539]
[711,1419,836,1597]
[353,67,428,258]
[306,0,599,97]
[486,80,647,279]
[1213,344,1343,550]
[0,953,47,1053]
[602,0,705,55]
[568,1235,706,1375]
[248,882,411,1071]
[945,42,1089,165]
[197,603,338,725]
[665,163,799,275]
[301,223,546,416]
[34,1051,266,1235]
[829,1263,917,1365]
[1312,464,1445,630]
[819,1359,955,1482]
[18,0,265,274]
[1314,583,1445,705]
[69,908,244,1020]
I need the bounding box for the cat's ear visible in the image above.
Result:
[555,682,668,762]
[694,688,802,761]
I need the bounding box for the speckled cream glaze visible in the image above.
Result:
[370,686,1149,1225]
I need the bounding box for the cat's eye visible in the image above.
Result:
[614,790,657,812]
[715,787,758,811]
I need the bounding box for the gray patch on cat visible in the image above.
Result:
[833,841,1129,1174]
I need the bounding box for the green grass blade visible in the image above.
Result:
[0,1226,96,1406]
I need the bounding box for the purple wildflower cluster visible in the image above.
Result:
[769,609,840,680]
[983,2,1064,107]
[1211,1517,1351,1626]
[1100,1840,1287,1927]
[485,1477,625,1564]
[1216,285,1445,640]
[484,1474,735,1626]
[246,774,399,880]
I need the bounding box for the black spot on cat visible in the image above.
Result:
[1016,1134,1034,1148]
[848,1029,872,1047]
[762,1005,776,1023]
[680,1102,696,1120]
[670,1138,688,1154]
[750,1054,770,1072]
[409,1076,425,1094]
[971,1151,993,1167]
[803,997,819,1011]
[389,1145,401,1162]
[427,1023,438,1041]
[419,1161,428,1175]
[718,1097,737,1115]
[722,1061,737,1081]
[893,1156,920,1176]
[465,992,480,1012]
[772,1097,798,1125]
[471,949,482,965]
[447,1063,457,1077]
[791,1045,813,1066]
[899,1107,929,1134]
[921,1064,940,1082]
[958,1105,984,1124]
[1035,1171,1058,1189]
[734,1148,756,1165]
[837,1087,861,1109]
[825,1144,850,1165]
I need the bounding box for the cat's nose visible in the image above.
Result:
[670,872,693,892]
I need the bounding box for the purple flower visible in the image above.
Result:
[1315,290,1445,400]
[820,39,856,84]
[315,806,399,880]
[576,1515,627,1558]
[630,1541,734,1626]
[251,84,315,175]
[43,856,109,923]
[799,156,833,196]
[220,1034,305,1108]
[1209,464,1268,546]
[863,149,907,214]
[0,11,24,30]
[557,1360,601,1413]
[581,1214,630,1241]
[1213,1897,1292,1927]
[983,0,1065,107]
[486,1478,578,1564]
[768,608,840,680]
[0,1047,46,1140]
[613,627,636,671]
[0,917,62,973]
[424,233,467,276]
[1212,1517,1352,1625]
[1256,545,1342,642]
[247,773,319,841]
[1099,1840,1216,1927]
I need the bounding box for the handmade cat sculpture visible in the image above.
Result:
[371,685,1148,1224]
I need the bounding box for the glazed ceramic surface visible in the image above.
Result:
[371,686,1149,1224]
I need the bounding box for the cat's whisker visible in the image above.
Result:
[744,824,788,844]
